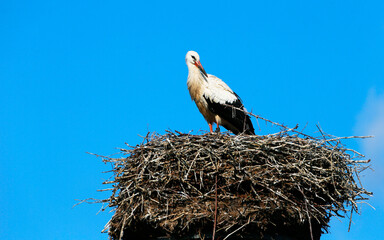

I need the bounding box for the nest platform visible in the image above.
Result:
[98,130,371,240]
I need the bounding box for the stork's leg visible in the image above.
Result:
[209,123,213,133]
[215,121,220,133]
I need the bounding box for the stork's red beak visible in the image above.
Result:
[195,61,208,78]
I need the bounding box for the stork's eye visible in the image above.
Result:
[191,55,196,61]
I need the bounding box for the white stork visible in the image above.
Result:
[185,51,255,135]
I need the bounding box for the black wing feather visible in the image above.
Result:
[203,93,255,135]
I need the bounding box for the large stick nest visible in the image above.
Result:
[99,128,371,240]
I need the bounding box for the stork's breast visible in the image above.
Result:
[187,81,215,123]
[195,99,215,123]
[187,80,201,101]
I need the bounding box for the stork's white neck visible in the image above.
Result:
[187,63,207,84]
[186,62,199,73]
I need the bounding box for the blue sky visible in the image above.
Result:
[1,1,383,239]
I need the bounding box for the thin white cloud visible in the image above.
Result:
[354,88,384,198]
[356,89,384,156]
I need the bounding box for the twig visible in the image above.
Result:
[223,216,251,240]
[212,174,218,240]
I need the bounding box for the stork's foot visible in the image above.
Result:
[215,127,221,133]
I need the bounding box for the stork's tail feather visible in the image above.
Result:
[242,115,255,135]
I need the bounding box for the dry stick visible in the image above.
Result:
[223,216,251,240]
[119,215,127,240]
[348,207,353,232]
[251,114,314,139]
[316,124,333,147]
[222,104,316,139]
[304,198,314,240]
[298,185,314,240]
[212,173,218,240]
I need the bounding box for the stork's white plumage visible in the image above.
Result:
[185,51,255,135]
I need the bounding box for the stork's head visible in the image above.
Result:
[185,51,208,77]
